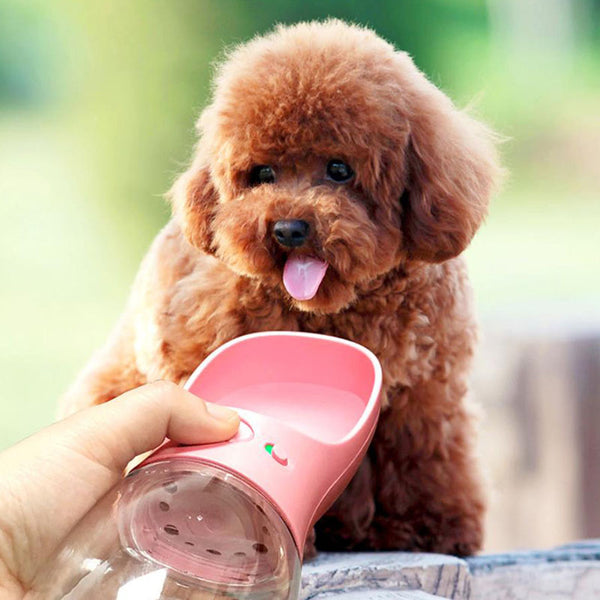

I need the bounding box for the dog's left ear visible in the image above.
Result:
[168,159,219,255]
[399,56,502,263]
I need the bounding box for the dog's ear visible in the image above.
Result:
[168,162,219,255]
[400,60,502,263]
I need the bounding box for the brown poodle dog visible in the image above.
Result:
[61,20,501,557]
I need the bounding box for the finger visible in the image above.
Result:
[0,383,239,587]
[54,381,240,474]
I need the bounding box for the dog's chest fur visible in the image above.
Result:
[132,221,474,407]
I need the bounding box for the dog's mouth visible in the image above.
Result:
[282,254,329,301]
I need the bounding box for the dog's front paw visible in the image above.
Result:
[363,512,484,557]
[302,526,318,561]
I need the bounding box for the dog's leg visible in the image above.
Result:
[302,526,318,561]
[363,382,486,556]
[313,456,376,551]
[316,382,486,556]
[58,312,145,418]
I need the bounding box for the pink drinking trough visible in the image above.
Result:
[131,332,381,588]
[37,332,382,599]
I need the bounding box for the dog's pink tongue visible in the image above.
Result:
[283,255,328,301]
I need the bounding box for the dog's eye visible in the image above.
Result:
[326,160,354,183]
[248,165,276,186]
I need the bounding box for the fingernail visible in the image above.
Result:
[206,403,239,423]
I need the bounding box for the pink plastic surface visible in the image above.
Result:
[119,461,300,594]
[143,332,382,553]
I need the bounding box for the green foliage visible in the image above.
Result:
[0,2,62,106]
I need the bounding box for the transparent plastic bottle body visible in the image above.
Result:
[31,460,301,600]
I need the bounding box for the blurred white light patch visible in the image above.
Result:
[81,558,102,573]
[116,568,168,600]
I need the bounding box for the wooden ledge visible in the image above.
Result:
[302,552,469,599]
[308,591,447,599]
[301,541,600,599]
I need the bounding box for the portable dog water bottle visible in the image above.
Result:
[35,332,381,599]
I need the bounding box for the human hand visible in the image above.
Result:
[0,381,239,599]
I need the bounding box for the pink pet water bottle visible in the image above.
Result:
[33,332,382,599]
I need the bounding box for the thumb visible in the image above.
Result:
[54,381,240,475]
[0,382,239,589]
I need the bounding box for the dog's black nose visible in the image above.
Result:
[273,219,310,248]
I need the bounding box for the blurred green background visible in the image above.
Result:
[1,0,598,458]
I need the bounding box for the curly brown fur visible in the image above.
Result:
[61,20,501,557]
